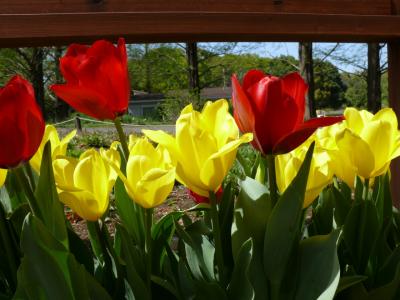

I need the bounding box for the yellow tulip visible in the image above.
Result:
[30,125,76,173]
[0,169,7,187]
[53,148,120,221]
[332,107,400,187]
[111,137,175,208]
[275,138,334,208]
[144,99,253,196]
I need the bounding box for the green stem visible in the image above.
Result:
[14,167,41,219]
[209,191,226,286]
[144,208,153,297]
[266,154,278,207]
[363,178,370,201]
[113,117,130,161]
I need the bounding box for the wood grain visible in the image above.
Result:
[0,0,391,15]
[1,12,400,47]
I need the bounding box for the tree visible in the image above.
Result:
[299,42,316,118]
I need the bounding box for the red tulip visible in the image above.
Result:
[188,188,223,204]
[51,38,130,120]
[232,70,344,154]
[0,75,45,168]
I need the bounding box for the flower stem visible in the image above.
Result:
[14,167,41,219]
[144,208,153,297]
[363,178,370,200]
[266,154,278,207]
[113,117,130,160]
[209,191,226,286]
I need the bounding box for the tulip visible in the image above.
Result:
[53,148,120,221]
[144,99,253,197]
[112,138,175,208]
[231,70,344,154]
[0,75,45,168]
[50,38,130,120]
[188,187,223,204]
[275,138,333,208]
[0,169,7,187]
[331,107,400,188]
[30,125,76,173]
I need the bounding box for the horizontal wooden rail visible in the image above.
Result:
[1,12,400,47]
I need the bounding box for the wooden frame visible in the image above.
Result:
[1,0,400,206]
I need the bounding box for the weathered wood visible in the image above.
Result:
[388,41,400,209]
[0,0,391,15]
[3,12,400,47]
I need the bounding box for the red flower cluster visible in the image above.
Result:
[232,70,344,154]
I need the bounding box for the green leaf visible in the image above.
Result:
[34,141,68,248]
[263,142,315,289]
[151,211,183,275]
[227,239,254,300]
[67,228,94,274]
[115,178,145,247]
[331,185,352,227]
[232,176,271,258]
[342,200,380,274]
[374,173,392,226]
[1,172,27,215]
[15,214,111,300]
[175,222,215,281]
[294,230,340,300]
[309,187,334,236]
[114,224,150,300]
[336,275,368,294]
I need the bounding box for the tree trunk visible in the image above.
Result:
[31,48,46,120]
[186,42,200,97]
[299,42,316,119]
[144,44,152,93]
[54,47,70,121]
[367,43,382,113]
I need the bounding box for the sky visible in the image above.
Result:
[210,42,387,73]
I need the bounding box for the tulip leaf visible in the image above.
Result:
[227,238,254,300]
[309,187,334,236]
[374,173,392,226]
[67,227,94,275]
[34,141,69,248]
[115,177,145,247]
[336,275,368,294]
[342,200,380,274]
[151,211,183,275]
[331,185,352,227]
[232,176,271,258]
[263,142,315,291]
[15,213,111,300]
[1,172,27,215]
[219,182,234,274]
[293,230,340,300]
[175,221,215,281]
[114,224,150,300]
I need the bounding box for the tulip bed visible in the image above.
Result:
[0,38,400,300]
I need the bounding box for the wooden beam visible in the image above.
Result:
[388,41,400,209]
[2,12,400,47]
[0,0,391,16]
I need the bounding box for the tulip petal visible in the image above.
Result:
[282,72,308,126]
[59,190,104,221]
[336,129,375,179]
[0,169,7,187]
[242,69,266,91]
[51,84,113,120]
[273,116,344,154]
[231,74,256,134]
[142,129,180,158]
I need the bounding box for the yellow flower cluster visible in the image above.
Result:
[22,99,251,221]
[276,107,400,207]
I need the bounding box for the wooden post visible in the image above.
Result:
[388,41,400,208]
[75,116,83,134]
